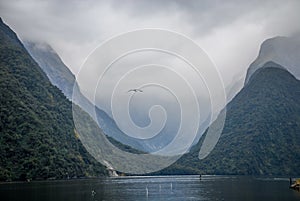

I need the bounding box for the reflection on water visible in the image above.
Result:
[1,175,300,201]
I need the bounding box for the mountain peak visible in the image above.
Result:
[169,63,300,176]
[0,17,24,48]
[246,61,284,85]
[245,36,300,85]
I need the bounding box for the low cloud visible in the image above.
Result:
[1,0,299,84]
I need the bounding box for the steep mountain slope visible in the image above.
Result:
[24,42,75,100]
[164,63,300,176]
[25,41,199,153]
[24,41,148,151]
[245,35,300,85]
[23,33,300,176]
[0,18,107,181]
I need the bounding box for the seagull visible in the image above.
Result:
[128,88,143,93]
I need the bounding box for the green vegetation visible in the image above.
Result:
[160,65,300,176]
[1,15,299,179]
[0,18,107,181]
[24,41,75,100]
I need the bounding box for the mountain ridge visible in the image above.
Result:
[160,63,300,176]
[0,17,107,181]
[245,35,300,85]
[24,42,75,100]
[24,40,187,152]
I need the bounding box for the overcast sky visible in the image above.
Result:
[1,0,300,86]
[1,0,300,153]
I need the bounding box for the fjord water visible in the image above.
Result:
[1,175,299,201]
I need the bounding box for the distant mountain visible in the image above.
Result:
[24,42,75,100]
[25,41,209,153]
[161,63,300,176]
[226,36,300,103]
[245,35,300,85]
[0,17,107,181]
[24,40,149,151]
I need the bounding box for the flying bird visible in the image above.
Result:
[128,88,143,93]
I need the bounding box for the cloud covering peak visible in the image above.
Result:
[1,0,299,84]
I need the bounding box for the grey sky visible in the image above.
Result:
[1,0,300,86]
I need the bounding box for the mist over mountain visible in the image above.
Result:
[150,35,300,176]
[2,10,300,178]
[24,42,75,100]
[24,41,211,153]
[225,75,244,102]
[160,62,300,176]
[24,33,300,168]
[245,35,300,85]
[23,41,144,149]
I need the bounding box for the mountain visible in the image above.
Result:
[245,35,300,85]
[25,40,206,153]
[226,35,300,103]
[22,31,300,176]
[161,63,300,176]
[225,74,244,102]
[24,42,75,100]
[24,41,151,151]
[0,17,107,181]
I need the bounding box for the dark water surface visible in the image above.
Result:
[1,175,299,201]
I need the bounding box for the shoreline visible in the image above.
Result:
[1,174,298,185]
